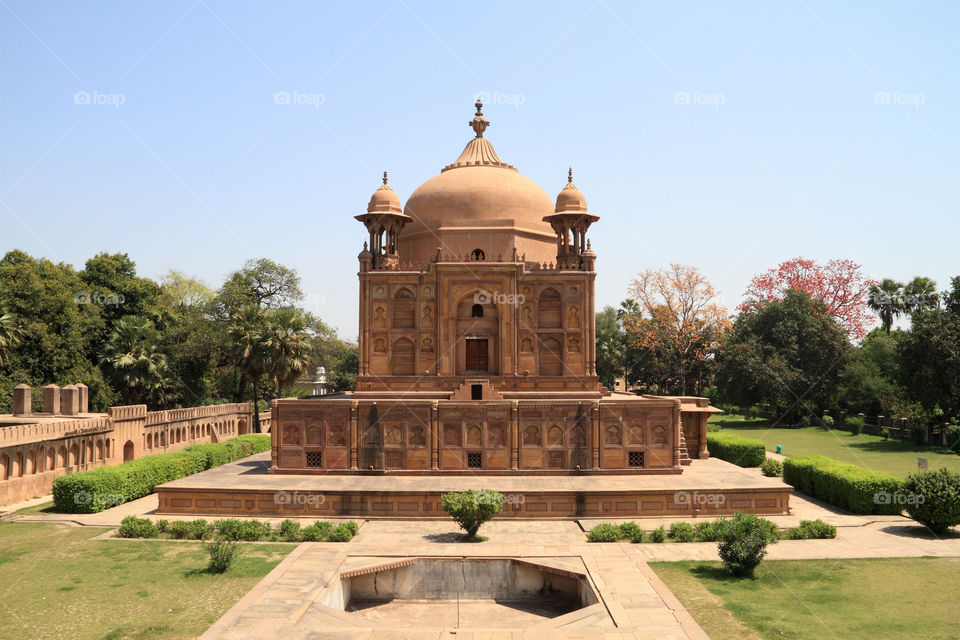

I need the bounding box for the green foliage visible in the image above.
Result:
[902,468,960,534]
[669,522,696,542]
[945,424,960,451]
[155,519,169,533]
[587,522,622,542]
[784,519,837,539]
[715,512,780,576]
[440,489,504,538]
[846,416,865,435]
[649,525,667,543]
[694,520,724,542]
[278,519,301,542]
[327,523,355,542]
[760,458,783,477]
[52,435,270,513]
[881,428,891,440]
[204,536,241,573]
[910,425,927,445]
[617,521,645,543]
[301,521,334,542]
[118,516,157,539]
[897,284,960,418]
[167,521,191,539]
[822,415,834,428]
[706,432,766,467]
[782,455,903,515]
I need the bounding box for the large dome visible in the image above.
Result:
[397,103,557,265]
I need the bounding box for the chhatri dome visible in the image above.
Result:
[398,101,565,265]
[366,171,402,214]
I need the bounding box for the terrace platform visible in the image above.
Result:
[156,453,792,518]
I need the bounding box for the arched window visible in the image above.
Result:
[392,288,416,328]
[471,248,485,261]
[538,288,562,328]
[471,303,483,318]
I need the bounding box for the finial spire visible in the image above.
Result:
[469,100,490,138]
[382,171,388,186]
[568,167,573,183]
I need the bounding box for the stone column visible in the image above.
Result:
[699,414,709,459]
[76,383,89,413]
[591,402,600,469]
[430,401,440,471]
[42,384,61,415]
[13,384,31,416]
[510,400,519,470]
[349,403,358,470]
[61,385,80,415]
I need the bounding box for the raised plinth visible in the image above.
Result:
[156,453,792,519]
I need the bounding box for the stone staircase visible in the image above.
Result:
[678,428,692,466]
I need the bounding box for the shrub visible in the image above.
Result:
[694,520,723,542]
[587,523,621,542]
[669,522,696,542]
[782,456,902,515]
[760,458,783,477]
[168,521,191,539]
[902,468,960,535]
[715,512,779,576]
[617,521,645,543]
[344,521,359,536]
[822,415,834,429]
[155,519,169,534]
[706,432,766,467]
[188,519,212,540]
[52,435,271,513]
[785,519,837,539]
[117,516,157,539]
[911,426,927,446]
[748,406,761,419]
[947,424,960,451]
[328,523,355,542]
[649,525,667,543]
[278,519,301,542]
[301,521,333,542]
[214,518,272,541]
[881,428,891,441]
[440,490,504,538]
[846,417,865,435]
[204,536,240,573]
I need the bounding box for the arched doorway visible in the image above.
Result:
[123,440,135,462]
[539,337,563,376]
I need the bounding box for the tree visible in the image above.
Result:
[260,307,310,393]
[0,307,23,366]
[440,489,504,539]
[903,276,939,313]
[228,306,270,432]
[867,278,906,334]
[624,264,730,395]
[595,305,626,388]
[717,290,850,420]
[217,258,302,313]
[837,329,903,415]
[741,257,874,339]
[99,315,168,405]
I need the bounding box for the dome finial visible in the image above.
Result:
[469,100,489,139]
[383,171,388,186]
[568,167,573,184]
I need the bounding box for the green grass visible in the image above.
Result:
[710,414,960,478]
[0,521,292,640]
[652,557,960,640]
[14,500,57,516]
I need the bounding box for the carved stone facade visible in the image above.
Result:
[271,102,717,475]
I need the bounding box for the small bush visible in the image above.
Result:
[118,516,157,539]
[748,406,761,419]
[328,523,355,542]
[707,432,766,467]
[881,428,891,441]
[188,519,212,540]
[669,522,696,542]
[846,417,865,435]
[168,521,191,539]
[785,519,837,539]
[204,536,240,573]
[760,458,783,477]
[715,512,779,576]
[301,521,333,542]
[617,521,645,543]
[902,468,960,535]
[278,519,302,542]
[782,455,903,515]
[155,519,169,534]
[213,518,272,541]
[587,523,622,542]
[822,415,834,429]
[694,520,723,542]
[649,525,667,543]
[344,521,359,536]
[440,489,504,538]
[911,426,927,445]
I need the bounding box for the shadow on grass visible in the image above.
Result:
[422,532,488,543]
[878,524,960,540]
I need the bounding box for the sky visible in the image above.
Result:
[2,1,958,339]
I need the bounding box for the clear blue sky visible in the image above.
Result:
[3,1,958,338]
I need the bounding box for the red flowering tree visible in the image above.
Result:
[739,258,874,339]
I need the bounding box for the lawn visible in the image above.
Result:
[711,415,960,478]
[0,521,293,640]
[652,557,960,640]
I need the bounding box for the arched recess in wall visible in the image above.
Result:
[391,338,416,375]
[392,288,416,328]
[123,440,135,462]
[539,337,563,376]
[538,288,562,328]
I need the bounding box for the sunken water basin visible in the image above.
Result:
[323,557,598,629]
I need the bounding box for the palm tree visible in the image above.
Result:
[903,276,939,313]
[0,308,24,366]
[228,305,270,432]
[100,315,167,405]
[261,307,310,392]
[867,279,905,334]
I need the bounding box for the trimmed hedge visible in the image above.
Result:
[782,455,903,515]
[706,432,766,467]
[53,435,270,513]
